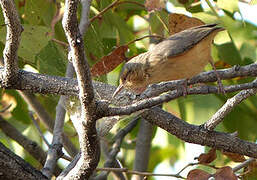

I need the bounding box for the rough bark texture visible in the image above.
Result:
[0,142,47,180]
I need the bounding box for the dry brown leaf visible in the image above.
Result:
[178,0,189,4]
[19,0,26,8]
[144,0,165,11]
[90,45,128,77]
[187,169,210,180]
[214,166,237,180]
[197,148,217,164]
[168,13,205,35]
[214,60,232,69]
[222,151,246,162]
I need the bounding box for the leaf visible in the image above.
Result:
[192,12,218,24]
[222,151,246,162]
[0,25,52,64]
[187,169,210,180]
[168,13,205,35]
[145,0,166,11]
[178,0,189,4]
[91,45,128,77]
[104,12,134,44]
[214,166,237,180]
[24,0,55,26]
[214,60,232,69]
[197,148,217,164]
[36,41,67,76]
[213,42,242,65]
[217,0,239,13]
[240,42,256,62]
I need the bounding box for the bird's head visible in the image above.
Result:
[112,62,149,98]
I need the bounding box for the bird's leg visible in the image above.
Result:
[177,79,188,97]
[209,59,225,94]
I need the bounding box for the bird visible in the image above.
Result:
[112,24,225,97]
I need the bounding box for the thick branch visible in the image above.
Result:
[0,63,257,98]
[43,0,96,177]
[0,116,62,176]
[0,0,23,84]
[132,119,153,180]
[60,0,100,179]
[142,107,257,158]
[0,142,47,180]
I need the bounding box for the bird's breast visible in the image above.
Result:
[147,33,216,84]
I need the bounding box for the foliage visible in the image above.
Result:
[0,0,257,179]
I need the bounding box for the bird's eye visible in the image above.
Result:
[122,70,131,82]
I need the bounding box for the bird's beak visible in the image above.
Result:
[112,84,124,99]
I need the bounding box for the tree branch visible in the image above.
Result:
[0,116,62,176]
[19,91,78,157]
[60,0,100,179]
[104,80,257,116]
[0,63,256,98]
[0,0,23,84]
[0,142,47,180]
[142,107,257,158]
[43,0,96,176]
[132,119,153,180]
[204,79,257,130]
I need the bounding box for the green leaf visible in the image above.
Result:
[24,0,55,26]
[0,25,51,63]
[104,12,134,44]
[192,12,218,23]
[187,3,204,13]
[37,94,59,120]
[213,42,242,65]
[223,102,257,140]
[36,41,67,76]
[217,0,239,13]
[240,42,256,63]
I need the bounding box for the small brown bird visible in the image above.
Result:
[113,24,225,97]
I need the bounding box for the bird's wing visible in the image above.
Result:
[150,24,224,60]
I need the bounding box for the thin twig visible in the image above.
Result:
[29,111,51,147]
[176,162,198,175]
[52,38,69,48]
[19,91,78,157]
[96,167,185,179]
[233,158,256,172]
[116,1,145,8]
[90,0,120,23]
[204,79,257,130]
[95,117,139,179]
[127,35,164,46]
[205,0,219,18]
[104,80,257,117]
